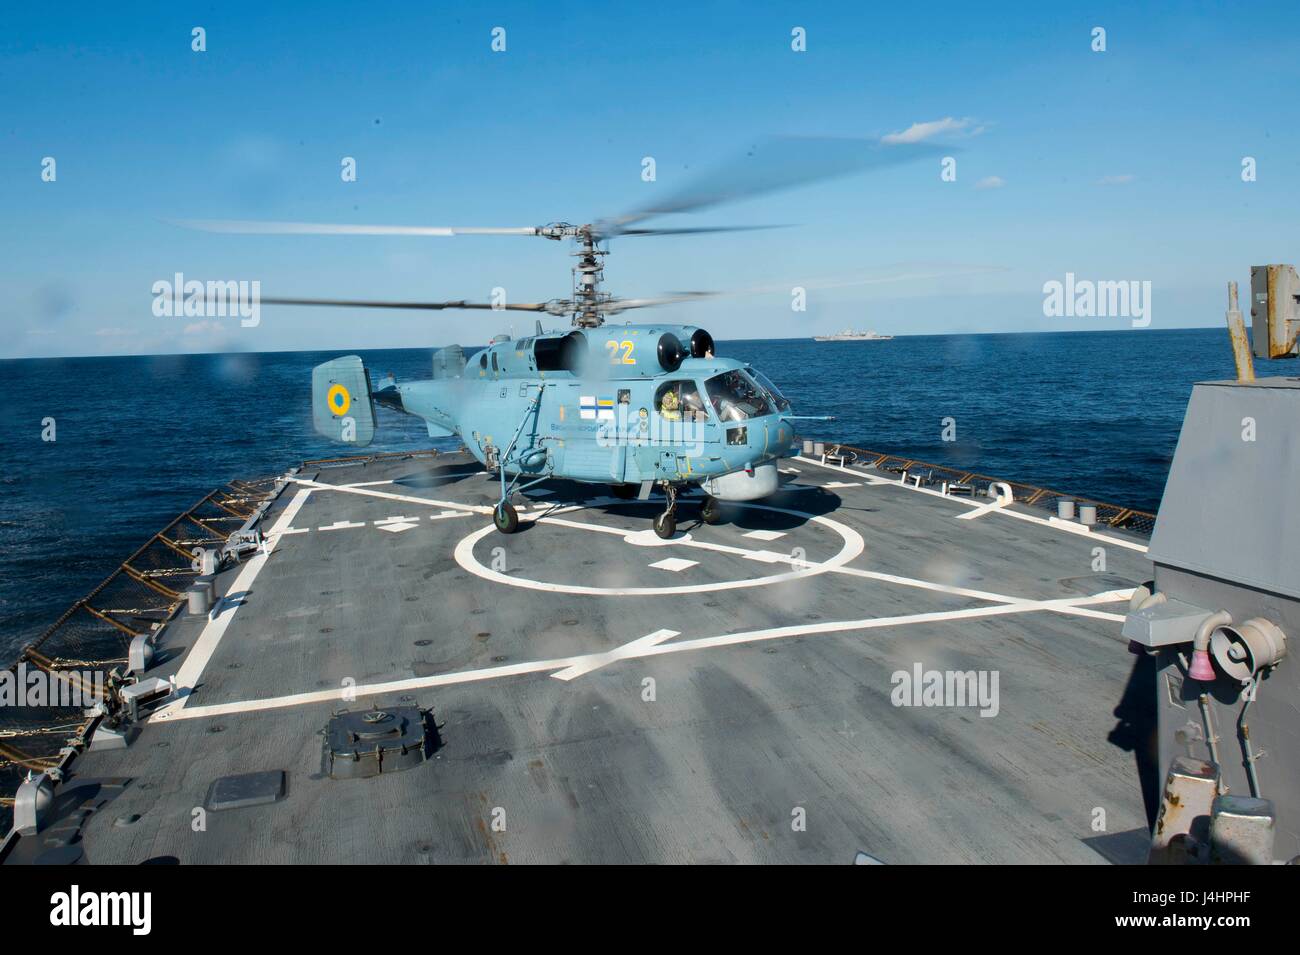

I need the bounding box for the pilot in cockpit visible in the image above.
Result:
[659,388,681,421]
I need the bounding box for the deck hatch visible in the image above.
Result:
[324,706,429,779]
[205,771,287,812]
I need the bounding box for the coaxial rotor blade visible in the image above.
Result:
[613,224,786,238]
[260,295,562,313]
[594,136,946,238]
[168,219,543,237]
[603,263,1003,312]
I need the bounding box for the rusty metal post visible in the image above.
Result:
[1226,281,1255,383]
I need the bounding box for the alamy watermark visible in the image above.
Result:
[152,272,261,327]
[49,885,151,935]
[1042,272,1151,327]
[593,403,707,455]
[891,663,999,717]
[0,662,105,708]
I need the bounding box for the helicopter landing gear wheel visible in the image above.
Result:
[493,501,519,534]
[700,495,722,525]
[654,483,679,539]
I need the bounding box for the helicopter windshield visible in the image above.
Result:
[705,370,776,422]
[746,368,791,412]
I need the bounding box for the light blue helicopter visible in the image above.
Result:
[181,137,942,536]
[310,314,815,538]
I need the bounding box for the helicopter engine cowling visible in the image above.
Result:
[580,325,715,378]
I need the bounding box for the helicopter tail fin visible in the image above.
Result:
[432,344,465,379]
[312,355,377,446]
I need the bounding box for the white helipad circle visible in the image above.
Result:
[622,529,695,547]
[453,502,864,596]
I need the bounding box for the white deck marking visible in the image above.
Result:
[742,550,789,564]
[456,502,865,596]
[377,521,417,533]
[954,499,1008,520]
[293,477,492,514]
[649,557,698,572]
[428,510,473,522]
[793,455,893,485]
[1049,605,1127,623]
[150,487,313,722]
[743,529,786,542]
[154,590,1130,721]
[339,469,485,490]
[318,520,366,531]
[550,629,680,680]
[794,455,1148,553]
[824,480,864,488]
[299,478,1132,619]
[278,527,310,536]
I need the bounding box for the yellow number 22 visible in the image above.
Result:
[605,340,636,365]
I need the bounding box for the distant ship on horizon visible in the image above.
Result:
[812,329,894,342]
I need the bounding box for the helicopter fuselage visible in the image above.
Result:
[384,323,798,501]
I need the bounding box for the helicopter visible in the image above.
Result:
[179,136,944,537]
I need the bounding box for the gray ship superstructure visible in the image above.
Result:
[1122,268,1300,864]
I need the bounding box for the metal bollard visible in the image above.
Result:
[813,441,825,457]
[1057,499,1076,521]
[187,581,212,616]
[801,439,814,456]
[128,633,154,674]
[1078,504,1097,526]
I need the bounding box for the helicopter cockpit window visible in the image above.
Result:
[705,370,775,422]
[655,380,709,422]
[747,368,791,412]
[491,352,498,372]
[480,352,488,370]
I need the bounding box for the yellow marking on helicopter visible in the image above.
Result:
[605,340,636,364]
[326,383,351,416]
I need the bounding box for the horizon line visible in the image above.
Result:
[2,323,1233,362]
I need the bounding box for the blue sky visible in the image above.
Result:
[3,1,1299,357]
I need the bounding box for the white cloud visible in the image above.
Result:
[882,116,983,144]
[1096,174,1135,186]
[975,176,1005,190]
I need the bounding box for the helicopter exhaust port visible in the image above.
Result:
[690,328,714,358]
[657,333,686,371]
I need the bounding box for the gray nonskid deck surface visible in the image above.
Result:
[67,452,1154,864]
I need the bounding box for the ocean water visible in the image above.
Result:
[0,327,1237,658]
